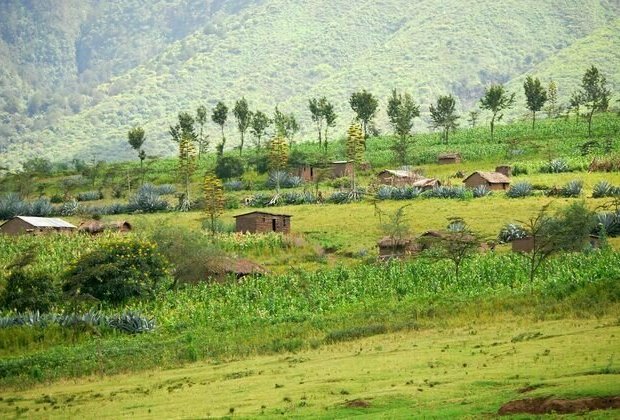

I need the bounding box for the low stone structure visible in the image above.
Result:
[234,211,291,234]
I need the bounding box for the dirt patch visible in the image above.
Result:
[499,396,620,415]
[344,399,371,408]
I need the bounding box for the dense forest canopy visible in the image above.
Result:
[0,0,619,168]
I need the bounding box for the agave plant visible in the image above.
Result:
[506,182,533,198]
[498,223,527,243]
[30,198,54,216]
[108,312,156,334]
[472,185,492,198]
[58,199,79,216]
[540,158,570,173]
[595,212,620,237]
[224,180,245,191]
[560,180,583,198]
[376,185,395,200]
[592,180,616,198]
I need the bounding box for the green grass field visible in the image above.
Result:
[1,114,620,418]
[1,316,618,418]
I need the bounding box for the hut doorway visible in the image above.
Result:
[272,219,277,231]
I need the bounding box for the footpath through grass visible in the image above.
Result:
[1,316,618,418]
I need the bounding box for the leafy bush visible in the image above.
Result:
[539,158,570,173]
[1,269,59,313]
[498,223,527,243]
[63,238,171,305]
[224,195,240,209]
[588,156,620,172]
[329,177,351,189]
[152,227,224,285]
[215,155,245,180]
[506,182,533,198]
[76,191,103,201]
[50,194,63,204]
[472,185,492,198]
[511,165,528,176]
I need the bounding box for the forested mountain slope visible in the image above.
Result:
[0,0,619,167]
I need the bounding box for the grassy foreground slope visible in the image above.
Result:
[4,0,619,166]
[1,317,618,418]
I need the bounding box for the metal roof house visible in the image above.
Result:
[0,216,77,235]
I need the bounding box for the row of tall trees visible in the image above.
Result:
[124,66,612,199]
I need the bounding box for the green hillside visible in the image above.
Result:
[1,0,619,169]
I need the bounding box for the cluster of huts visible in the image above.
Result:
[0,153,532,279]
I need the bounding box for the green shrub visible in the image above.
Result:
[511,164,528,176]
[1,269,60,313]
[215,155,245,180]
[76,191,103,201]
[63,238,171,305]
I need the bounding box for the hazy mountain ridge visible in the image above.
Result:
[0,0,619,167]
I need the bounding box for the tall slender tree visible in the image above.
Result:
[195,105,209,159]
[387,89,420,165]
[308,97,325,147]
[233,97,252,155]
[349,90,379,142]
[169,112,196,143]
[211,101,228,155]
[203,173,225,234]
[323,101,337,152]
[545,80,559,119]
[523,76,548,129]
[267,135,289,205]
[570,65,611,137]
[429,95,459,144]
[127,126,146,184]
[346,122,365,200]
[178,133,197,212]
[479,84,515,141]
[250,111,271,150]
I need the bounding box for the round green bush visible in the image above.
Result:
[63,238,171,305]
[1,270,60,313]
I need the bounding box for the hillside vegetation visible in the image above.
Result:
[1,0,619,168]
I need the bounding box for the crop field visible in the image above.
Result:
[1,317,618,418]
[1,114,620,418]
